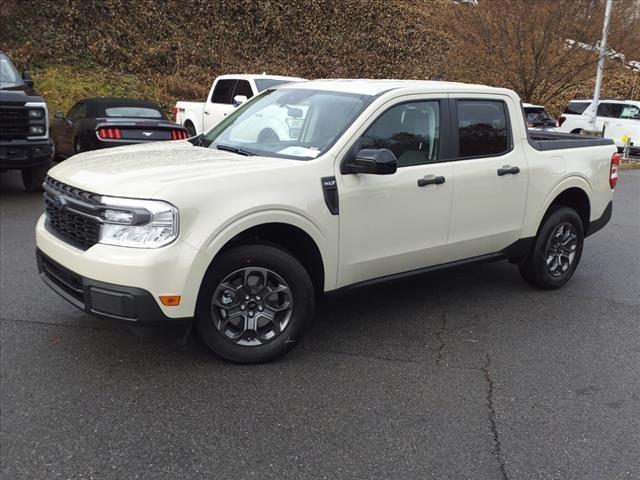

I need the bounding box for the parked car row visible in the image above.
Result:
[1,46,638,194]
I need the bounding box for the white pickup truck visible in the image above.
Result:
[36,79,619,363]
[558,99,640,155]
[173,74,304,136]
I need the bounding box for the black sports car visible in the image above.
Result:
[51,97,188,159]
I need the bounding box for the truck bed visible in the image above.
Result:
[528,131,614,151]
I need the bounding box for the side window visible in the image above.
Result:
[66,103,86,122]
[456,100,510,158]
[597,103,624,118]
[210,79,236,104]
[360,101,440,167]
[620,105,640,120]
[232,80,253,99]
[564,102,590,115]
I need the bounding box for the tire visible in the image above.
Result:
[519,206,584,289]
[195,244,315,363]
[21,163,51,192]
[185,122,197,137]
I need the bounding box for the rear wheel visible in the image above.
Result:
[196,244,315,363]
[185,122,197,137]
[519,206,584,289]
[21,163,51,192]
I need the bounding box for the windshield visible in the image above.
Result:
[255,79,297,91]
[0,53,24,89]
[525,108,555,125]
[104,106,164,118]
[204,88,373,160]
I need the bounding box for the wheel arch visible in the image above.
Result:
[538,184,591,234]
[220,223,325,296]
[197,211,333,296]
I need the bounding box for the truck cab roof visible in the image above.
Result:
[282,78,518,98]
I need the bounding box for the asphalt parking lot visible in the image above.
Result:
[1,170,638,480]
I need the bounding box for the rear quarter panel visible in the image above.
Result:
[521,141,616,238]
[175,101,204,133]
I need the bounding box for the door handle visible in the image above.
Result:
[204,111,210,115]
[417,175,445,187]
[497,165,520,176]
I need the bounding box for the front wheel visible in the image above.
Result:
[21,163,51,192]
[196,244,315,363]
[519,206,584,289]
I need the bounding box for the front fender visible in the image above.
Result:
[186,208,335,293]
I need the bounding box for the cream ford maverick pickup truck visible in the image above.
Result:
[36,80,619,363]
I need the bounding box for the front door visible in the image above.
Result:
[203,79,237,132]
[443,96,528,262]
[337,97,453,287]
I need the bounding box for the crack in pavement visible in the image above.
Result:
[482,353,509,480]
[434,288,447,366]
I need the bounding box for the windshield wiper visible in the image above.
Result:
[216,144,255,156]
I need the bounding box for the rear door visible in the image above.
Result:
[443,96,528,263]
[203,79,236,132]
[601,103,640,148]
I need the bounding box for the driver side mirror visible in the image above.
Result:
[54,112,65,119]
[232,95,248,107]
[22,71,34,89]
[341,148,397,175]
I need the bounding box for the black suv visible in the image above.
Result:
[0,50,53,191]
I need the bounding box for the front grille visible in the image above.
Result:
[44,177,101,250]
[44,176,101,203]
[0,106,30,139]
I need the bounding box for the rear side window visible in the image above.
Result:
[620,105,640,120]
[597,103,625,118]
[232,80,253,99]
[210,79,236,104]
[456,100,510,158]
[360,101,440,167]
[563,102,589,115]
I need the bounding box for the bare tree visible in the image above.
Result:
[448,0,640,103]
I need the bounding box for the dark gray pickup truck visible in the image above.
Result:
[0,50,53,191]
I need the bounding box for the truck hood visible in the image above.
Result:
[47,141,297,198]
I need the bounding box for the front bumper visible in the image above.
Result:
[0,138,53,170]
[35,214,211,322]
[37,249,191,329]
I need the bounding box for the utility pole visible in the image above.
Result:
[591,0,614,130]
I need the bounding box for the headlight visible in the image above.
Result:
[28,108,45,119]
[98,197,179,248]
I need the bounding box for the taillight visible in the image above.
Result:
[610,152,621,189]
[97,127,122,140]
[171,129,187,140]
[558,115,566,127]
